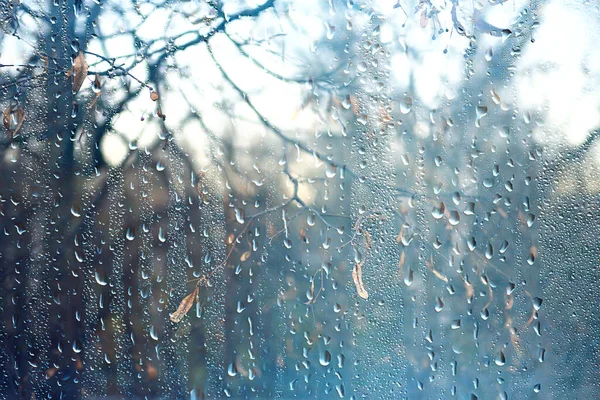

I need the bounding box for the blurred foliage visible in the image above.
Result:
[0,0,599,399]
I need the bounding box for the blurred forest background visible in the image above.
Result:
[0,0,599,398]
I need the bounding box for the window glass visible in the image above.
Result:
[1,0,599,398]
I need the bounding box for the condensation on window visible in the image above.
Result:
[0,0,599,398]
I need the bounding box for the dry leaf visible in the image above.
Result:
[3,106,25,138]
[300,228,307,242]
[305,278,315,305]
[240,251,251,262]
[146,364,158,380]
[426,255,448,283]
[71,51,88,94]
[396,225,405,244]
[13,108,25,136]
[41,55,48,73]
[93,74,102,92]
[364,230,372,249]
[352,262,369,299]
[3,107,10,131]
[350,95,360,115]
[150,91,159,101]
[420,10,428,28]
[89,74,102,109]
[398,250,406,269]
[305,268,325,305]
[45,367,58,379]
[227,233,235,245]
[170,286,199,323]
[157,108,166,121]
[89,95,100,109]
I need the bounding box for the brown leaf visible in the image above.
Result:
[41,55,48,73]
[426,254,448,283]
[146,364,158,380]
[398,250,406,269]
[71,51,89,94]
[170,286,199,323]
[13,107,25,137]
[150,91,159,101]
[305,278,315,305]
[89,75,102,109]
[3,106,25,138]
[3,106,10,131]
[89,95,100,109]
[364,230,372,249]
[305,268,325,305]
[93,74,102,92]
[350,95,360,115]
[240,251,251,262]
[226,233,235,245]
[45,367,58,379]
[420,10,428,28]
[396,229,403,244]
[352,262,369,299]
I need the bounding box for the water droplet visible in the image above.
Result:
[235,208,245,224]
[324,22,336,40]
[150,325,159,341]
[319,350,331,366]
[71,203,82,217]
[464,202,475,215]
[432,202,445,219]
[400,96,413,114]
[485,243,493,259]
[126,227,136,241]
[527,213,535,227]
[325,163,337,178]
[475,105,488,127]
[72,339,83,353]
[484,47,493,61]
[227,362,237,376]
[342,95,352,109]
[158,227,166,243]
[95,270,108,286]
[449,211,460,225]
[527,252,535,265]
[481,308,490,320]
[401,154,410,166]
[435,297,444,312]
[506,282,516,295]
[467,237,476,251]
[404,269,414,286]
[538,348,545,363]
[237,301,245,313]
[495,350,506,366]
